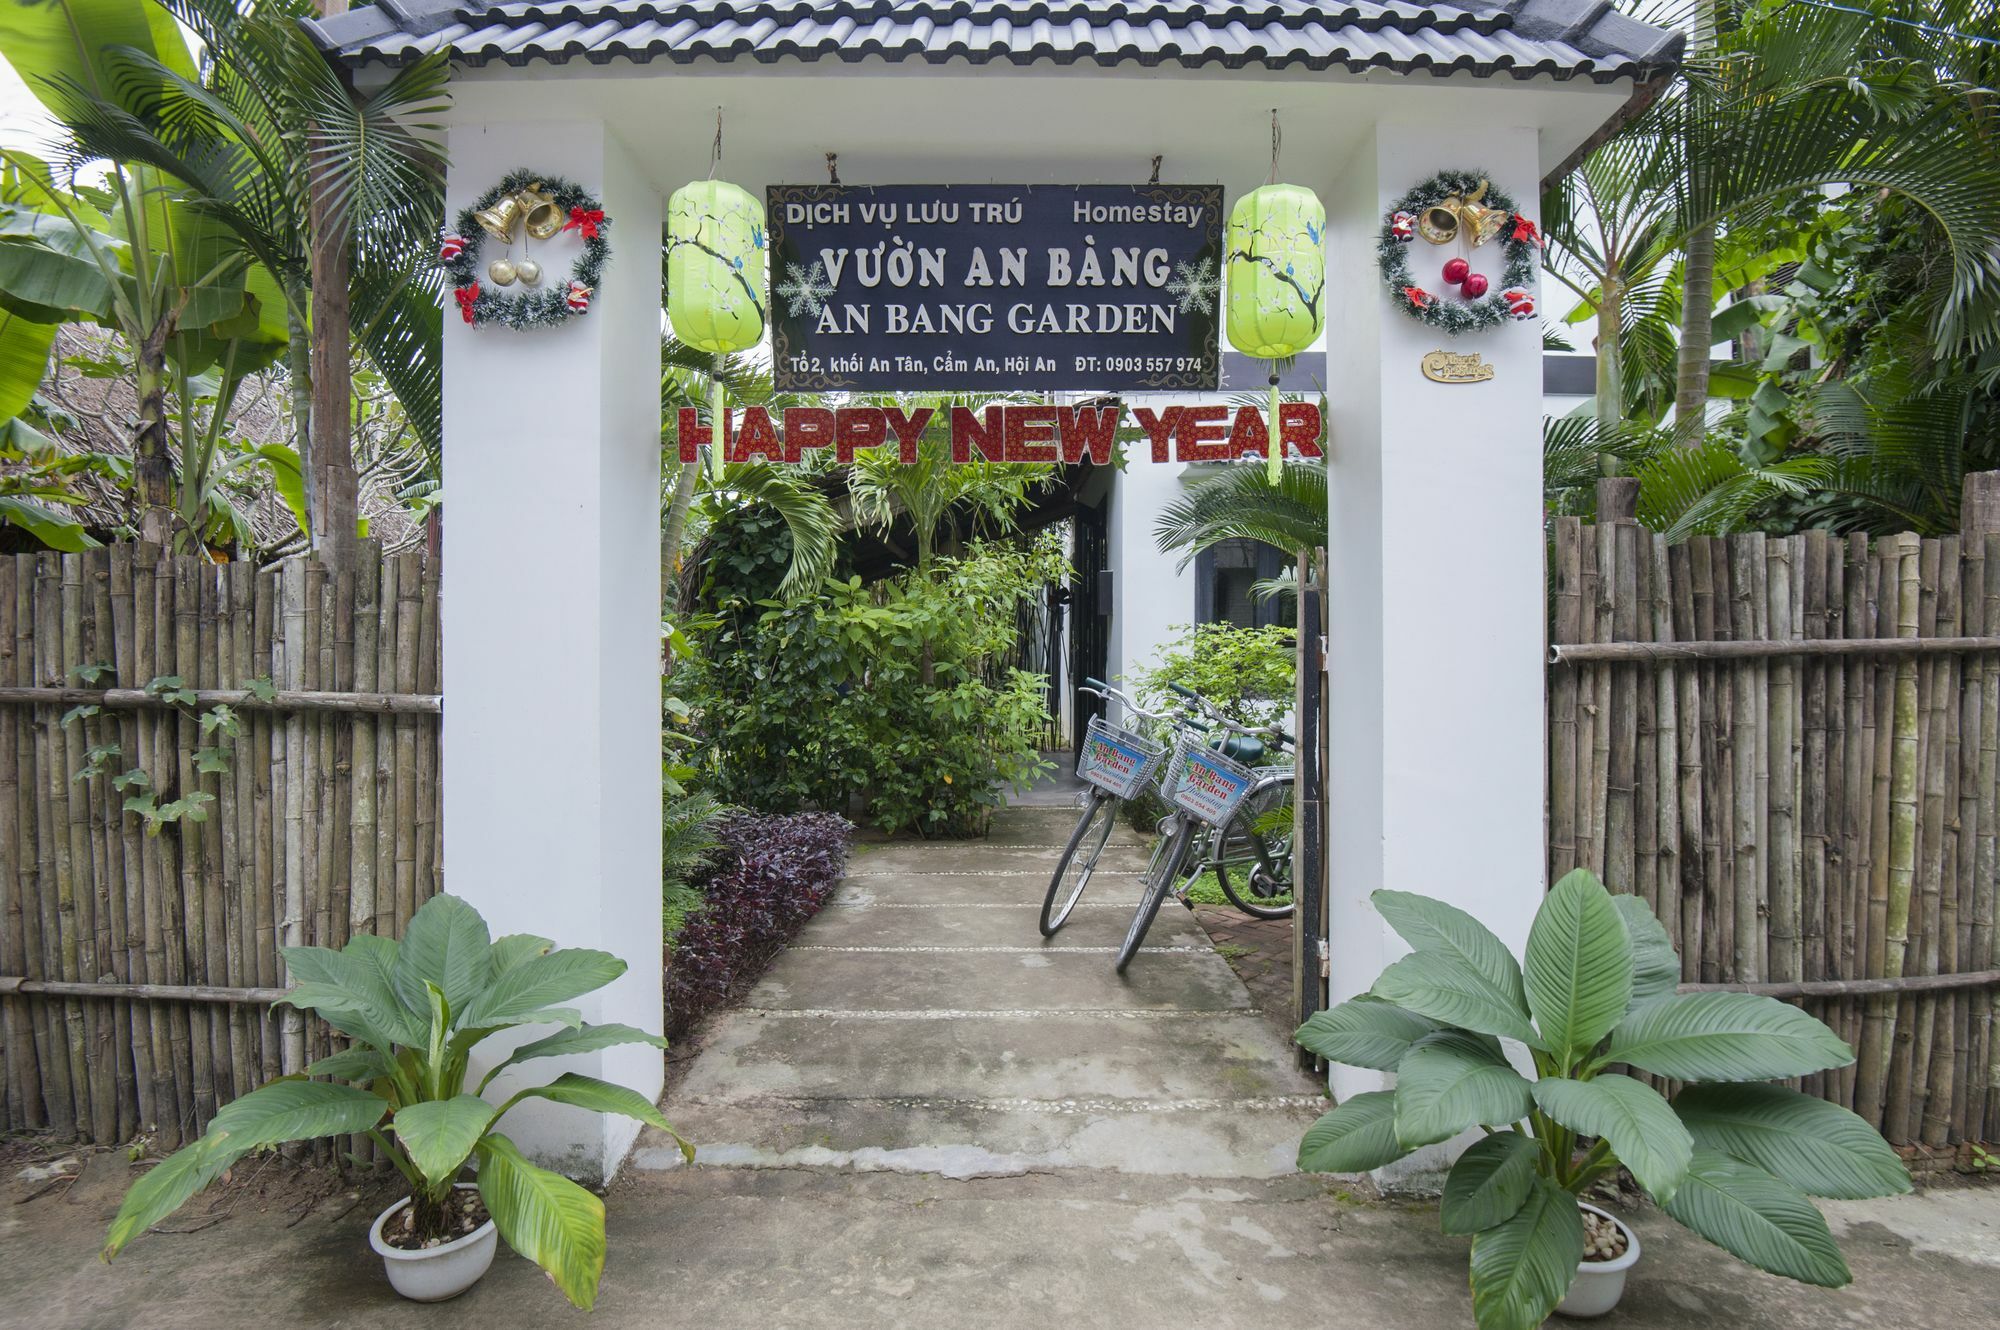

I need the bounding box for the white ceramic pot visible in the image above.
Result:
[1555,1203,1641,1319]
[368,1183,498,1302]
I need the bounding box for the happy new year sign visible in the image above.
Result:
[767,184,1223,393]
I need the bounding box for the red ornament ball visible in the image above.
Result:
[1442,257,1470,285]
[1462,273,1490,299]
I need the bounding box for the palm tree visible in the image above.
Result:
[1153,459,1328,564]
[1549,1,2000,441]
[17,0,448,560]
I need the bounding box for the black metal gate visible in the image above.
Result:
[1067,500,1110,754]
[1293,553,1329,1067]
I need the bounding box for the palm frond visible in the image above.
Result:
[1154,460,1326,566]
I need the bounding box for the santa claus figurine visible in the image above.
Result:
[1502,288,1535,320]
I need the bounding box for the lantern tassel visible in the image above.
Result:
[1266,369,1282,485]
[710,358,726,481]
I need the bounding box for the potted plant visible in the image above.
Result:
[102,894,691,1308]
[1294,870,1910,1330]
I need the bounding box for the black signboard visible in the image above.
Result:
[767,184,1222,393]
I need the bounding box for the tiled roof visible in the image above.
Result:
[306,1,1683,82]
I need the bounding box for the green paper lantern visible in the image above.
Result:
[666,180,767,354]
[1225,183,1326,359]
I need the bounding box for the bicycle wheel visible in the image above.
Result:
[1117,818,1199,973]
[1041,790,1117,936]
[1213,775,1296,920]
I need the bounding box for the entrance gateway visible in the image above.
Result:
[309,0,1684,1181]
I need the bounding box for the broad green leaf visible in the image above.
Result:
[1610,894,1680,1012]
[1394,1032,1534,1149]
[474,1133,607,1311]
[303,1046,396,1084]
[1442,1132,1539,1236]
[103,1134,238,1259]
[0,305,54,419]
[478,1022,670,1095]
[1604,992,1854,1082]
[0,495,97,551]
[392,1094,493,1188]
[1293,998,1439,1072]
[454,948,625,1032]
[0,0,195,117]
[1297,1091,1409,1173]
[0,224,118,322]
[499,1073,687,1161]
[1533,1074,1692,1204]
[1372,951,1544,1049]
[1373,889,1529,1018]
[1468,1174,1585,1330]
[1662,1147,1851,1287]
[251,444,308,536]
[1524,869,1632,1066]
[1673,1084,1910,1200]
[281,940,423,1050]
[490,933,555,973]
[206,1078,387,1148]
[393,893,493,1015]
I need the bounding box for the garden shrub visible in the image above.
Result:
[1130,621,1296,727]
[681,534,1062,837]
[664,809,852,1036]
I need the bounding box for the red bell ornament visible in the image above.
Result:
[1442,257,1470,285]
[1462,273,1490,299]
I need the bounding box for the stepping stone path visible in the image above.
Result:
[636,806,1324,1179]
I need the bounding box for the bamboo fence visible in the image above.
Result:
[0,543,440,1148]
[1549,518,2000,1146]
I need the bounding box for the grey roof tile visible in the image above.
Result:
[307,0,1682,81]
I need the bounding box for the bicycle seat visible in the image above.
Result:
[1216,733,1266,765]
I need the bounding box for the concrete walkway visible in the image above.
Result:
[632,805,1325,1178]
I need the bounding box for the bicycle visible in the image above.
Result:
[1039,678,1176,936]
[1181,686,1296,921]
[1114,686,1292,972]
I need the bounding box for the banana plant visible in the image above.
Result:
[1295,869,1909,1330]
[102,893,690,1311]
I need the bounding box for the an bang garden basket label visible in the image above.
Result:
[1162,737,1256,827]
[767,184,1222,392]
[1075,716,1166,801]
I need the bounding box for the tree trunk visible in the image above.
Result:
[1595,272,1625,476]
[306,2,357,568]
[661,460,700,615]
[1674,222,1715,447]
[132,315,175,546]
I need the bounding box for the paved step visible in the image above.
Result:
[847,842,1152,874]
[677,1009,1320,1103]
[832,871,1151,906]
[983,804,1148,846]
[637,1096,1318,1179]
[742,945,1250,1013]
[806,899,1206,948]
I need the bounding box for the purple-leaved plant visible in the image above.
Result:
[665,810,852,1035]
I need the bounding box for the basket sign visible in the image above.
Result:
[1168,747,1254,825]
[1077,723,1160,800]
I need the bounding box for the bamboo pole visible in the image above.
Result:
[172,558,219,1134]
[279,559,306,1076]
[131,547,182,1147]
[1768,537,1800,986]
[1860,534,1921,1133]
[374,554,399,938]
[1980,531,2000,1141]
[350,547,379,940]
[251,569,279,1084]
[1650,534,1683,943]
[1729,536,1761,983]
[1550,636,2000,663]
[84,548,137,1138]
[0,977,290,1004]
[1606,520,1640,894]
[394,552,421,930]
[415,560,440,907]
[35,552,82,1136]
[1680,971,2000,999]
[0,556,36,1130]
[0,685,441,713]
[1696,538,1727,984]
[62,552,117,1141]
[1669,540,1704,982]
[1551,520,1583,880]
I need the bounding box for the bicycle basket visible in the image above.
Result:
[1075,716,1166,800]
[1160,732,1258,828]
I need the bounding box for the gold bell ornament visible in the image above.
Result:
[473,193,524,243]
[1417,179,1509,248]
[518,184,565,240]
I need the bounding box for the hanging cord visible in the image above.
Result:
[1266,108,1281,186]
[707,108,726,476]
[1265,108,1285,481]
[707,106,723,180]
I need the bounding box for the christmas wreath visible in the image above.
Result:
[439,169,611,330]
[1377,170,1539,336]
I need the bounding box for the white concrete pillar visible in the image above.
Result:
[1322,122,1547,1104]
[441,118,663,1182]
